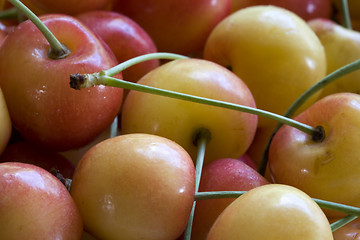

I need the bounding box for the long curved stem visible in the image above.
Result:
[7,0,70,59]
[284,59,360,119]
[195,191,360,217]
[257,58,360,175]
[70,73,317,137]
[195,191,360,231]
[112,75,316,136]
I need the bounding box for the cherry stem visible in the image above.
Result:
[195,191,246,200]
[257,58,360,175]
[110,116,118,138]
[103,52,189,77]
[107,75,314,134]
[69,54,316,137]
[284,59,360,122]
[331,215,358,232]
[183,128,210,240]
[195,191,360,231]
[7,0,70,59]
[341,0,352,30]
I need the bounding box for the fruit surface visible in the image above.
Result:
[0,14,123,151]
[308,18,360,98]
[2,0,359,238]
[231,0,332,20]
[0,162,83,239]
[121,58,258,164]
[76,10,159,83]
[204,5,326,129]
[70,133,195,240]
[207,184,333,240]
[191,157,269,240]
[269,92,360,218]
[113,0,232,55]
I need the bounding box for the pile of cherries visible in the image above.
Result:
[0,0,360,239]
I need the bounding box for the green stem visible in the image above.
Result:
[257,58,360,175]
[107,75,316,136]
[195,191,246,200]
[315,199,360,216]
[330,214,358,232]
[103,52,189,77]
[283,59,360,119]
[0,7,17,19]
[183,128,210,240]
[195,191,360,216]
[7,0,70,59]
[341,0,352,30]
[110,116,118,138]
[70,73,317,137]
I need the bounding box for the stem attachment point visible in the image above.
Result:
[70,72,102,90]
[192,127,211,147]
[311,125,325,142]
[70,73,87,90]
[48,43,71,60]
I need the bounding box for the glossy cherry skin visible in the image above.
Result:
[112,0,232,55]
[207,184,333,240]
[76,10,159,83]
[0,14,123,151]
[191,157,269,240]
[231,0,332,21]
[308,18,360,99]
[204,6,326,130]
[238,153,257,170]
[0,162,83,239]
[269,93,360,218]
[70,133,195,240]
[121,58,258,164]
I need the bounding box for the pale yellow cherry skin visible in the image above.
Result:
[70,133,196,240]
[308,18,360,98]
[207,184,333,240]
[269,93,360,218]
[0,88,11,155]
[204,5,327,129]
[121,58,258,165]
